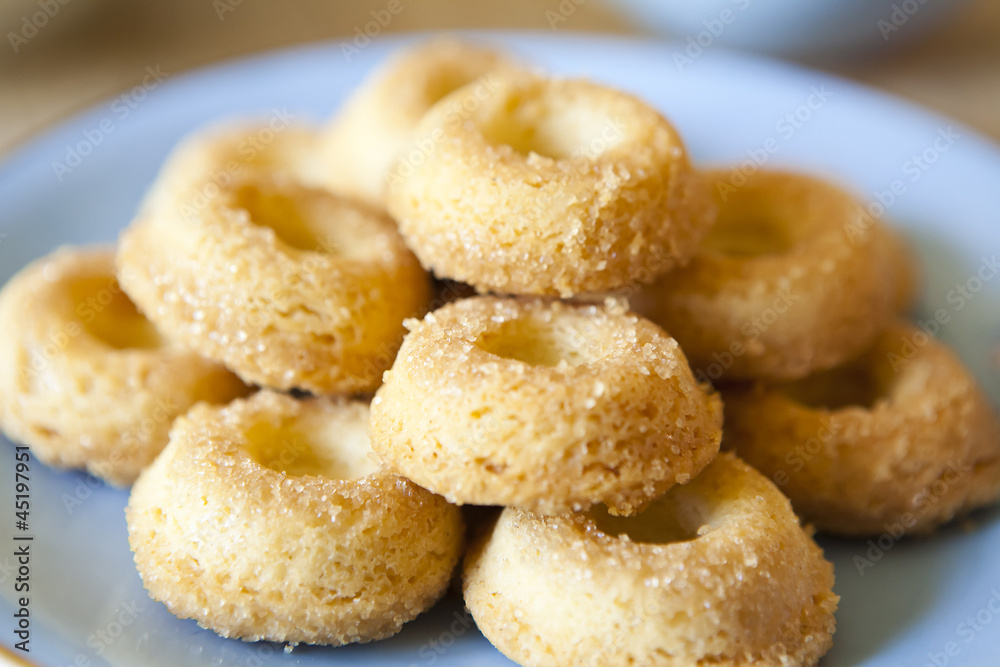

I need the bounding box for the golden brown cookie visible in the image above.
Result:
[127,390,464,645]
[386,73,715,297]
[118,124,431,394]
[369,296,723,515]
[0,246,247,486]
[723,321,1000,536]
[464,452,838,666]
[322,38,518,206]
[635,169,917,382]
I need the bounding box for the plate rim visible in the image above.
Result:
[2,29,1000,194]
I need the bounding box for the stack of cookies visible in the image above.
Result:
[1,38,998,667]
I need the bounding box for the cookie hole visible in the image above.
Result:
[244,410,378,480]
[423,68,492,111]
[475,314,609,368]
[781,359,887,410]
[702,214,795,257]
[233,183,384,260]
[481,87,623,161]
[70,276,163,350]
[589,493,711,545]
[703,175,829,257]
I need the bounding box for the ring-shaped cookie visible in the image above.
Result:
[118,126,431,394]
[369,296,723,516]
[723,321,1000,536]
[386,74,715,297]
[322,38,517,206]
[138,121,325,219]
[126,390,464,645]
[635,169,916,381]
[0,246,247,486]
[463,452,838,666]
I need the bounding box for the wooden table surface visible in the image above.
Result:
[0,0,998,156]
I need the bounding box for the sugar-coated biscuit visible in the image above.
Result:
[723,321,1000,536]
[464,452,838,666]
[118,124,431,394]
[370,296,723,516]
[635,169,916,381]
[0,246,247,486]
[386,74,715,297]
[127,390,464,645]
[323,38,518,206]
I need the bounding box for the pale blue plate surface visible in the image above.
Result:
[1,32,999,667]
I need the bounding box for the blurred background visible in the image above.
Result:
[0,0,997,155]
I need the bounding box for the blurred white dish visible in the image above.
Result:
[609,0,966,60]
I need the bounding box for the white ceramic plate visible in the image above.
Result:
[1,32,999,667]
